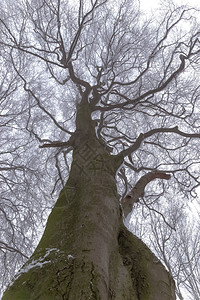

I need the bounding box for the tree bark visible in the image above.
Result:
[2,95,176,299]
[122,171,171,217]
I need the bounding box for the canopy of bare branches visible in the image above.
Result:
[0,0,200,298]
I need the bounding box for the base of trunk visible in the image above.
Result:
[3,139,176,299]
[3,223,175,300]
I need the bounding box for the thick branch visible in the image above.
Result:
[62,1,105,90]
[121,170,171,217]
[0,41,64,68]
[96,55,186,111]
[120,126,200,157]
[66,0,103,65]
[68,61,91,90]
[39,141,71,148]
[96,41,200,112]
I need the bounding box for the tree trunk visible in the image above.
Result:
[2,95,176,299]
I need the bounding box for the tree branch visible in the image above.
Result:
[121,170,171,217]
[95,35,200,112]
[96,55,187,111]
[10,55,73,135]
[39,141,71,148]
[120,126,200,157]
[68,61,91,90]
[141,197,176,231]
[0,241,29,259]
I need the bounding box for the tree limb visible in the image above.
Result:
[95,44,200,112]
[39,141,71,148]
[120,126,200,157]
[0,241,29,259]
[121,170,171,217]
[141,197,176,231]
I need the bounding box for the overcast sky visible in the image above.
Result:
[140,0,200,12]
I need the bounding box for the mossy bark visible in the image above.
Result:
[3,94,176,299]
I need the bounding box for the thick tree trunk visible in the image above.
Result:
[3,95,176,299]
[2,143,176,299]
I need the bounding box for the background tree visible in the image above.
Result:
[0,0,200,299]
[129,193,200,299]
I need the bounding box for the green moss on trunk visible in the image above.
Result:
[3,133,176,299]
[118,224,176,300]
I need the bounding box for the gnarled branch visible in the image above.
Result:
[39,141,71,148]
[121,170,171,217]
[120,126,200,157]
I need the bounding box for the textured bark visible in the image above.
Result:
[3,94,176,299]
[122,171,171,217]
[2,145,176,299]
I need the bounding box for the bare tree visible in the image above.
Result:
[128,180,200,300]
[131,205,200,300]
[0,0,200,298]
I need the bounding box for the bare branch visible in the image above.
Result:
[120,126,200,157]
[39,141,72,148]
[140,198,176,231]
[0,241,28,259]
[10,56,73,135]
[121,170,171,217]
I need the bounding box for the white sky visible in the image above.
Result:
[140,0,200,11]
[138,3,200,300]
